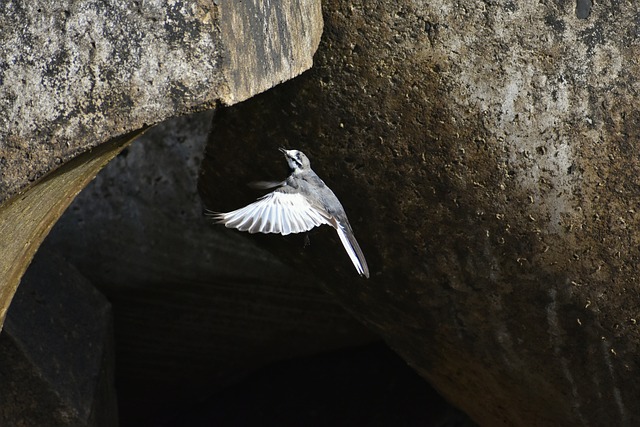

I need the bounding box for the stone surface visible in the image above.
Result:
[0,129,141,328]
[0,0,322,330]
[0,0,322,203]
[198,1,640,426]
[45,111,376,424]
[0,248,116,426]
[218,0,323,105]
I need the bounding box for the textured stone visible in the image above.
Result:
[0,130,141,328]
[0,0,322,329]
[0,0,322,202]
[0,249,116,426]
[198,1,640,426]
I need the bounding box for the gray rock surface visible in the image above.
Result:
[0,248,116,426]
[0,129,140,329]
[0,0,322,330]
[0,0,322,202]
[199,1,640,425]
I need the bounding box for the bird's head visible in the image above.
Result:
[279,148,311,172]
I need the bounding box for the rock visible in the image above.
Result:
[0,130,141,330]
[198,1,640,425]
[0,0,322,203]
[45,111,376,424]
[0,248,116,426]
[0,0,323,329]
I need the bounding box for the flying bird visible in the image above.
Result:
[211,148,369,278]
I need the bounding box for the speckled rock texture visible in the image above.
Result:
[0,0,322,203]
[0,0,322,329]
[199,1,640,426]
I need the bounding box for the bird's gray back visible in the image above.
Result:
[281,168,348,220]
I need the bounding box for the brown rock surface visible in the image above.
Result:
[199,1,640,425]
[5,0,640,424]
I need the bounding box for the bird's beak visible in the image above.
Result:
[279,147,289,156]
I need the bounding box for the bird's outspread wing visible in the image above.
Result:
[212,191,332,235]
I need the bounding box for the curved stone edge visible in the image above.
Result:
[217,0,323,105]
[0,128,145,330]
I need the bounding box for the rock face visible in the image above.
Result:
[45,111,377,423]
[7,0,640,425]
[0,249,116,426]
[0,0,323,329]
[0,130,141,331]
[199,1,640,426]
[0,0,322,203]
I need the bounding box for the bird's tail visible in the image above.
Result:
[336,225,370,278]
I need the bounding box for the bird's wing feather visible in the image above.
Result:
[248,180,286,190]
[213,191,332,235]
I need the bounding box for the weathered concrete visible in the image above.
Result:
[0,0,323,329]
[199,1,640,425]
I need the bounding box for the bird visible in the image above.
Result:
[211,148,369,278]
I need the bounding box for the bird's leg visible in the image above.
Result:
[304,234,311,248]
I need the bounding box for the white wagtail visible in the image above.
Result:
[211,148,369,278]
